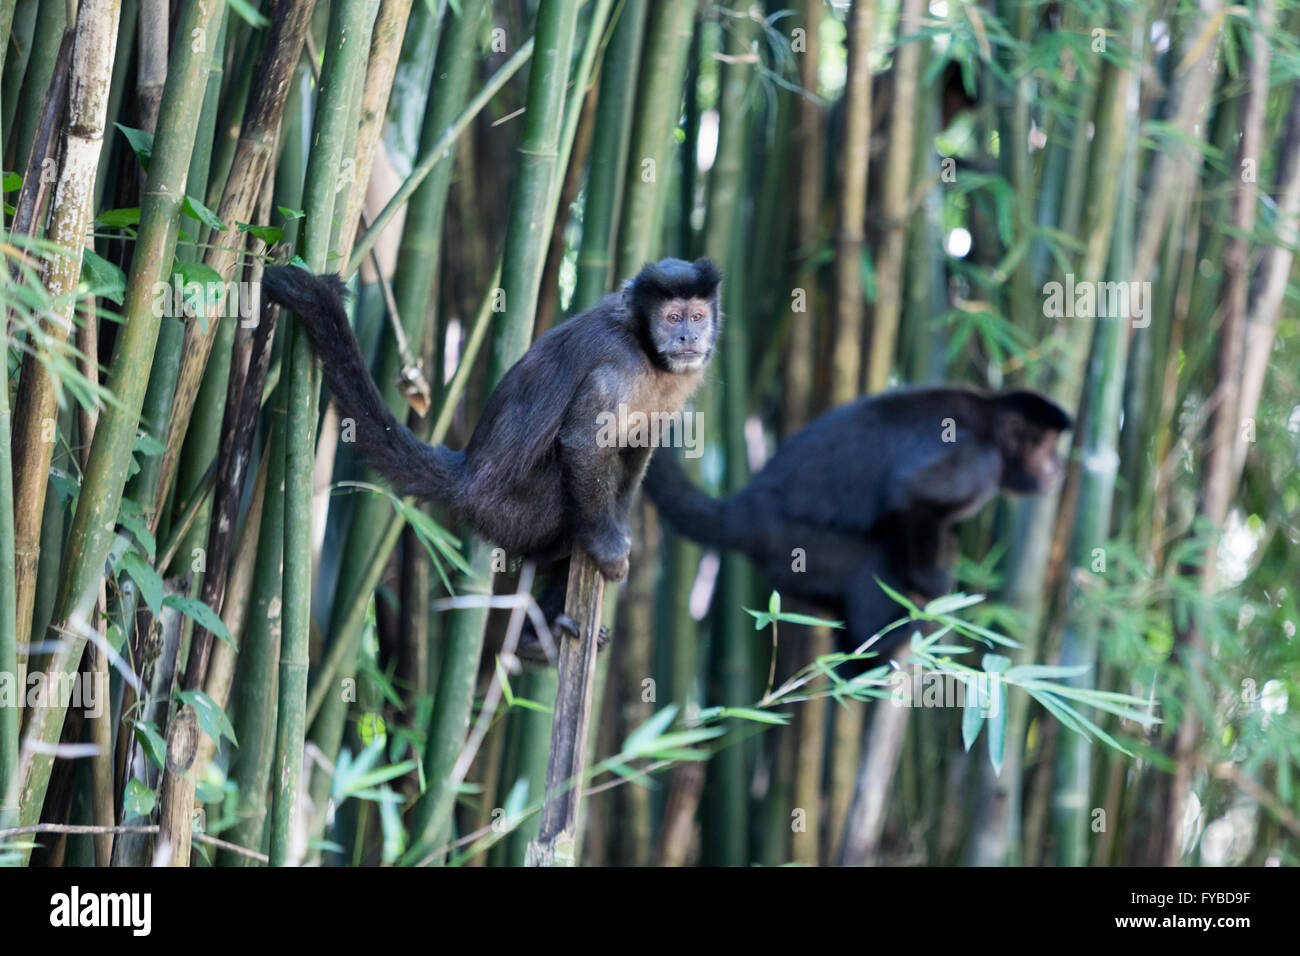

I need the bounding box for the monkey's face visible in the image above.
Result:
[998,418,1066,494]
[648,297,718,373]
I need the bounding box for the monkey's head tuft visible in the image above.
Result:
[625,258,722,374]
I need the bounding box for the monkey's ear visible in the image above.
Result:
[692,257,723,295]
[994,390,1073,431]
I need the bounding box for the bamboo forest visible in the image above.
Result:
[0,0,1297,894]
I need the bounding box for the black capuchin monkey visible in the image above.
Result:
[261,258,722,644]
[643,387,1072,661]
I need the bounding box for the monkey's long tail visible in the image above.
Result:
[261,265,466,507]
[642,450,753,552]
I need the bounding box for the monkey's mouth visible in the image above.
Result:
[669,349,706,364]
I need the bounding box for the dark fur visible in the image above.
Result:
[261,258,721,583]
[643,386,1072,657]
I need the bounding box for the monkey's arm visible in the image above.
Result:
[558,366,634,581]
[841,552,916,657]
[887,443,1001,521]
[261,267,464,503]
[896,512,958,596]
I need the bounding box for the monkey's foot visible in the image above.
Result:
[553,615,611,648]
[516,620,610,665]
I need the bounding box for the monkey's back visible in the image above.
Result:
[742,386,998,535]
[457,295,648,557]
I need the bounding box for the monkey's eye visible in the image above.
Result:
[691,311,703,322]
[667,312,681,323]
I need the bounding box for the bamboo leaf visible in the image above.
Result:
[163,594,233,646]
[176,689,238,745]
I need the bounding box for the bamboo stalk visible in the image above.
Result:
[614,0,699,275]
[0,175,16,834]
[0,0,15,78]
[71,272,113,866]
[1165,0,1268,867]
[301,0,488,849]
[336,0,416,252]
[408,0,583,863]
[699,6,758,867]
[0,0,35,149]
[865,0,921,393]
[600,0,698,866]
[150,0,318,536]
[831,0,874,402]
[7,0,66,173]
[823,0,878,863]
[572,0,647,308]
[93,0,138,210]
[346,38,537,276]
[527,549,605,866]
[270,0,379,868]
[156,215,274,865]
[516,0,618,867]
[782,0,824,434]
[16,0,210,847]
[217,422,285,865]
[1235,83,1300,478]
[1052,9,1146,865]
[136,0,168,134]
[8,26,77,683]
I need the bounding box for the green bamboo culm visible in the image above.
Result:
[603,0,698,866]
[6,0,64,173]
[0,100,16,825]
[345,38,537,277]
[507,0,617,868]
[270,0,379,868]
[700,7,757,867]
[303,0,489,842]
[14,0,219,844]
[487,0,582,383]
[614,0,699,276]
[1053,4,1158,867]
[572,0,647,309]
[219,424,286,865]
[218,70,313,863]
[406,0,582,863]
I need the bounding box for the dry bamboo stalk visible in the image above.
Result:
[1165,0,1269,867]
[1233,83,1300,479]
[830,0,874,402]
[526,548,605,867]
[786,0,828,867]
[1131,0,1224,290]
[75,270,113,867]
[10,0,120,690]
[782,0,824,434]
[865,0,922,393]
[136,0,168,133]
[150,0,317,532]
[336,0,414,255]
